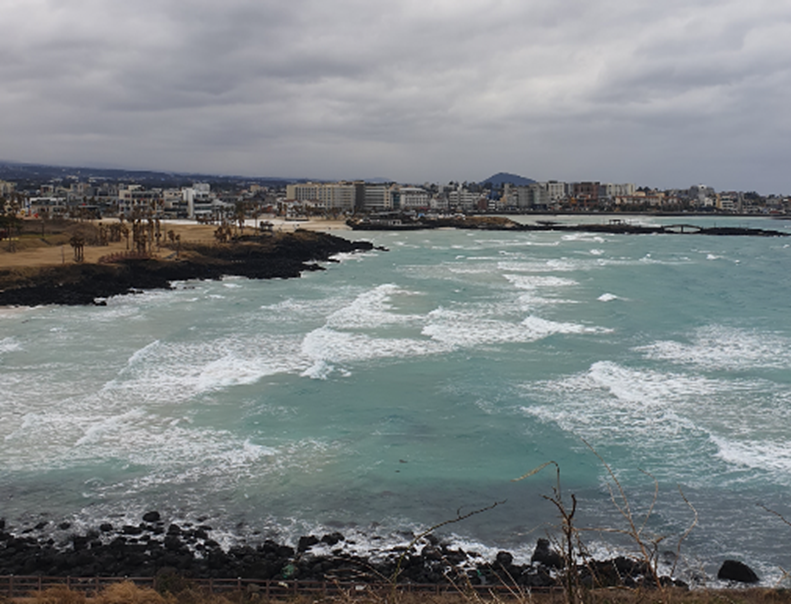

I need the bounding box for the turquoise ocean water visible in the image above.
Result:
[1,215,790,584]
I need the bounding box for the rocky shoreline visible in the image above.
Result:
[0,231,377,307]
[0,514,662,588]
[0,514,762,588]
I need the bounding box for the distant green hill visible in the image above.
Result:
[480,172,536,187]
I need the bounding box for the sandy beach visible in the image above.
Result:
[0,217,350,269]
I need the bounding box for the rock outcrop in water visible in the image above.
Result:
[0,231,376,307]
[347,215,790,237]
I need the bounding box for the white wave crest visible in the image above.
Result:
[712,435,791,477]
[636,325,791,371]
[0,337,21,354]
[503,275,578,290]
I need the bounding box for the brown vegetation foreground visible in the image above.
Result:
[5,580,791,604]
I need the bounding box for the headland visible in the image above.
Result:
[0,218,368,307]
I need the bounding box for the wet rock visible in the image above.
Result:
[166,523,182,535]
[420,545,443,562]
[321,532,345,546]
[718,560,759,584]
[142,511,161,523]
[297,535,319,552]
[424,533,440,546]
[531,538,563,569]
[495,551,513,568]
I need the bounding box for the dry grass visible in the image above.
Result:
[7,582,791,604]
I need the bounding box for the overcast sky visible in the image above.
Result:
[2,0,790,192]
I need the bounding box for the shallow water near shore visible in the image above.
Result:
[1,216,790,585]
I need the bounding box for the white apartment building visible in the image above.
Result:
[599,183,636,199]
[286,182,356,211]
[544,181,566,203]
[398,186,430,210]
[447,188,478,212]
[362,184,392,211]
[182,183,213,218]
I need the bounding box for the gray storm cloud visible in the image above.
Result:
[1,0,790,191]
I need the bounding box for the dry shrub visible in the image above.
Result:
[26,586,87,604]
[94,582,171,604]
[166,589,234,604]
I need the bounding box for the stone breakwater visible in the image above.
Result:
[348,215,790,237]
[0,231,377,306]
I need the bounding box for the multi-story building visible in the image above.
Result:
[511,183,550,209]
[545,181,566,203]
[118,185,162,216]
[0,180,16,196]
[362,184,392,212]
[286,182,357,211]
[572,182,600,204]
[599,183,636,199]
[398,186,430,210]
[447,187,479,212]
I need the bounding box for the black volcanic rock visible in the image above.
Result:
[0,231,375,307]
[531,538,563,569]
[142,511,161,523]
[0,515,687,588]
[718,559,759,584]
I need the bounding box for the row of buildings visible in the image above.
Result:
[283,180,770,214]
[0,180,274,220]
[1,177,788,219]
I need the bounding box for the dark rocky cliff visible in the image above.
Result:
[0,231,375,307]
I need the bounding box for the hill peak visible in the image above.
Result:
[480,172,536,186]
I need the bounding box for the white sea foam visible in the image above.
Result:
[561,233,607,243]
[422,309,608,348]
[597,293,619,301]
[520,362,731,468]
[324,283,424,330]
[108,334,310,404]
[636,325,791,370]
[301,326,443,366]
[503,275,578,290]
[712,435,791,478]
[328,251,372,263]
[301,360,334,380]
[0,337,20,354]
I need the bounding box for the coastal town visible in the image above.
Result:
[1,164,789,225]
